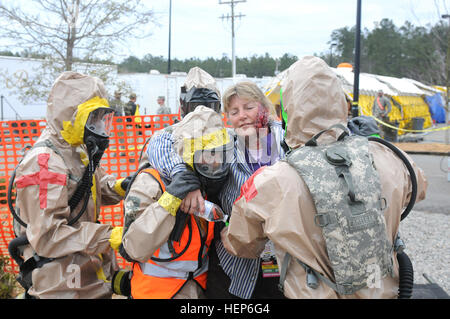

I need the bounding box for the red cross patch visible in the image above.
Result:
[235,166,266,203]
[15,153,67,209]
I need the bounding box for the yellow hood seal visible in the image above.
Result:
[182,128,231,169]
[61,96,110,146]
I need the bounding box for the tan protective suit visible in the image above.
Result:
[122,105,227,299]
[224,56,427,299]
[183,66,221,97]
[13,72,124,299]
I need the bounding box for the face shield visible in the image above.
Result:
[192,138,234,200]
[181,87,221,117]
[85,107,114,138]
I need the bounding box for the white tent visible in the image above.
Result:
[333,67,396,97]
[371,74,430,96]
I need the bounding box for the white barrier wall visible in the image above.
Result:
[0,56,48,120]
[0,56,118,120]
[0,55,273,119]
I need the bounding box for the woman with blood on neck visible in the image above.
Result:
[204,81,286,300]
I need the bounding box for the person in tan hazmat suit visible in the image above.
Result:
[222,56,428,299]
[120,105,231,299]
[144,67,222,216]
[10,71,128,299]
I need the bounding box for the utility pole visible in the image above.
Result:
[168,0,173,75]
[219,0,246,78]
[329,43,337,67]
[352,0,362,118]
[442,14,450,145]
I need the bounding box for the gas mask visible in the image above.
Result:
[193,139,233,201]
[180,86,221,118]
[83,107,114,166]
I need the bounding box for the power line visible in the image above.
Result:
[219,0,246,78]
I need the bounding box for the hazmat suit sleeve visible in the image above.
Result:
[369,141,428,238]
[397,146,427,204]
[15,147,113,259]
[96,164,126,204]
[224,167,273,259]
[121,170,176,262]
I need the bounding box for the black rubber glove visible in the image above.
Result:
[165,169,202,200]
[158,169,202,217]
[111,268,131,297]
[120,175,133,193]
[119,243,137,263]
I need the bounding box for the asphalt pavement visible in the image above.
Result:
[405,123,450,214]
[395,123,449,297]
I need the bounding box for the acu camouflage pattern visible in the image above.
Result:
[123,195,141,235]
[286,133,393,294]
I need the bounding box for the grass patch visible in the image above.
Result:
[0,254,17,299]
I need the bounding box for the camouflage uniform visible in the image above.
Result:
[285,129,393,294]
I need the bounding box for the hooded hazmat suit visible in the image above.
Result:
[147,67,222,182]
[183,66,221,96]
[121,105,230,299]
[223,56,427,299]
[180,67,221,117]
[13,72,125,299]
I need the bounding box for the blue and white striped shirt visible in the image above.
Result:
[146,129,188,180]
[146,121,286,299]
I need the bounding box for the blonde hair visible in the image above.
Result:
[222,81,277,120]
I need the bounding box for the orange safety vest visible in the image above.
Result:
[130,168,215,299]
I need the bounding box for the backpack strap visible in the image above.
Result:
[278,252,290,293]
[278,252,364,295]
[305,123,349,147]
[376,96,385,111]
[278,253,320,293]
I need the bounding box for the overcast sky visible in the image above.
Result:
[122,0,449,62]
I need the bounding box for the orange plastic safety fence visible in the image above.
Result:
[0,114,230,274]
[0,119,47,274]
[0,115,181,273]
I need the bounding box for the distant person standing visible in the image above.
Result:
[372,90,392,119]
[372,90,393,139]
[372,90,392,122]
[125,93,139,116]
[110,90,125,116]
[156,96,171,114]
